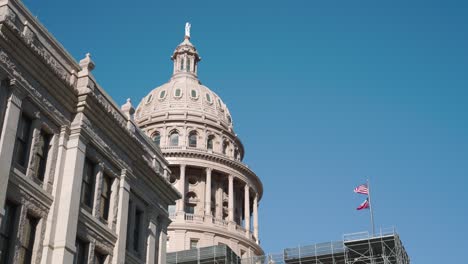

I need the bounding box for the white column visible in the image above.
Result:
[177,164,186,215]
[49,132,87,264]
[146,216,158,264]
[253,193,259,244]
[0,85,22,222]
[112,172,130,264]
[205,168,212,217]
[215,182,222,219]
[244,184,250,237]
[228,175,234,223]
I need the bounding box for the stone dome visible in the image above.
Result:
[135,37,235,133]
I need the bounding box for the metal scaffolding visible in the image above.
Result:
[167,245,242,264]
[166,228,409,264]
[243,228,409,264]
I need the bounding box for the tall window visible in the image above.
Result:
[133,209,143,253]
[187,58,191,72]
[188,132,197,147]
[207,136,214,151]
[0,201,17,263]
[33,130,52,182]
[100,174,112,221]
[152,132,161,146]
[169,132,179,146]
[74,238,88,264]
[81,158,96,209]
[222,141,228,155]
[180,58,184,71]
[14,114,33,168]
[18,214,38,264]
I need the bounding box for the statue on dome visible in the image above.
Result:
[185,22,191,38]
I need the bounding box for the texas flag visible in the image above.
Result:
[357,198,370,210]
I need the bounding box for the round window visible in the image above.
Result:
[191,89,198,98]
[159,90,166,99]
[175,88,182,97]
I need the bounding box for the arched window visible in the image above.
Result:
[169,131,179,146]
[187,58,191,71]
[222,141,228,155]
[152,132,161,146]
[180,58,184,71]
[188,131,197,147]
[207,135,214,151]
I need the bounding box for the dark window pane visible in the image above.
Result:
[74,238,88,264]
[153,133,161,146]
[18,214,38,264]
[14,114,32,168]
[207,137,213,150]
[189,133,197,147]
[170,133,179,146]
[34,130,51,182]
[100,174,112,221]
[133,209,143,253]
[81,158,95,208]
[0,201,18,263]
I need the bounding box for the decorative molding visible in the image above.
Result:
[0,48,69,125]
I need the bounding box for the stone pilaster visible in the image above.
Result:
[48,131,87,264]
[0,81,23,222]
[112,171,130,264]
[146,214,158,264]
[177,164,186,217]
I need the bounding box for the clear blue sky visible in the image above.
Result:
[23,0,468,262]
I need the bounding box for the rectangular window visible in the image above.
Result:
[133,209,143,253]
[74,238,88,264]
[0,201,18,263]
[190,239,198,249]
[81,158,96,209]
[14,114,33,169]
[94,251,106,264]
[18,214,38,264]
[33,130,52,182]
[186,204,195,214]
[99,174,112,221]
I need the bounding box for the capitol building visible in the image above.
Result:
[135,24,263,258]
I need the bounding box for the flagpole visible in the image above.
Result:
[367,179,375,236]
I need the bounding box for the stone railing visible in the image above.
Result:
[212,218,228,227]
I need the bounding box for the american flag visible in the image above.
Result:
[357,198,370,210]
[354,184,369,195]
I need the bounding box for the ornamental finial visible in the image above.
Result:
[185,22,191,39]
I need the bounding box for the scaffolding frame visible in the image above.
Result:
[166,228,409,264]
[241,227,409,264]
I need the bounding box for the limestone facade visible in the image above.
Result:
[135,33,264,257]
[0,0,180,263]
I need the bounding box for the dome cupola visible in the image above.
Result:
[171,23,201,79]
